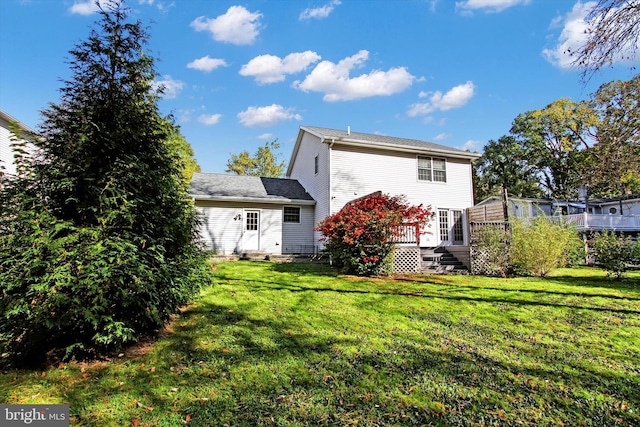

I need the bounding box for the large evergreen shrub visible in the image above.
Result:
[0,0,212,365]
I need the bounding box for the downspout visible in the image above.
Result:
[328,138,335,216]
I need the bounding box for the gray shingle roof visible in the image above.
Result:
[188,172,314,203]
[301,125,478,157]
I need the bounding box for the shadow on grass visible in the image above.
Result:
[2,261,639,426]
[216,275,640,316]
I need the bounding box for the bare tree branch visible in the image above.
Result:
[572,0,640,82]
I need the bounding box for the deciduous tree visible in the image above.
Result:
[510,98,598,199]
[165,125,201,187]
[226,139,285,177]
[473,135,542,201]
[587,75,640,196]
[571,0,640,82]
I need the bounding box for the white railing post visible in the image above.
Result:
[583,212,588,229]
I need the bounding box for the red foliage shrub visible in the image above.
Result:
[316,193,432,275]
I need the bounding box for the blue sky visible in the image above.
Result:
[1,0,637,174]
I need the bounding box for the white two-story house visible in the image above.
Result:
[190,125,480,270]
[286,126,479,250]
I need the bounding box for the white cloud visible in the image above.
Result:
[240,51,321,84]
[462,139,483,152]
[151,75,184,99]
[187,56,228,73]
[198,114,222,125]
[456,0,530,13]
[70,0,165,14]
[69,0,109,15]
[433,132,451,141]
[542,1,595,69]
[408,81,476,117]
[293,50,415,102]
[299,0,341,20]
[257,133,275,140]
[191,6,262,45]
[237,104,302,127]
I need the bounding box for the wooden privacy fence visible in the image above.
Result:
[467,203,507,223]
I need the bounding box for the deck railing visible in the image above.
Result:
[393,223,421,245]
[561,214,640,231]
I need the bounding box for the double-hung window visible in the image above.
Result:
[417,156,446,183]
[283,206,301,223]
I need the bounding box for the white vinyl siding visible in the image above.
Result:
[0,113,36,178]
[283,206,300,223]
[330,145,474,246]
[0,121,19,176]
[196,201,283,255]
[287,132,331,245]
[282,205,315,254]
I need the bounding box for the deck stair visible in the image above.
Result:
[421,247,468,273]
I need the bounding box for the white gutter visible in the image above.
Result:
[328,138,480,160]
[189,195,316,205]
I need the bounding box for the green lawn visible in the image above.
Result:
[1,262,639,426]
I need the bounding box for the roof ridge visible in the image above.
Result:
[300,125,474,155]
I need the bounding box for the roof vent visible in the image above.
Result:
[347,125,350,135]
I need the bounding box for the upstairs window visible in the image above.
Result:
[283,206,301,223]
[418,156,446,182]
[314,155,319,175]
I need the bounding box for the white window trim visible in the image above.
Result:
[283,206,301,224]
[417,155,447,183]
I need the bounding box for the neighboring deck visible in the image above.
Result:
[561,213,640,232]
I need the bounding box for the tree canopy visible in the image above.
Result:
[165,125,201,187]
[510,98,598,200]
[0,0,211,365]
[474,76,639,201]
[587,75,640,195]
[317,193,432,276]
[226,139,286,177]
[473,135,542,201]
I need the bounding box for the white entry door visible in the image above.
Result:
[242,210,260,251]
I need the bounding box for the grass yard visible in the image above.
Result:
[1,262,639,426]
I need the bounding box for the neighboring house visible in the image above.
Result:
[0,109,36,177]
[189,173,316,255]
[286,126,480,270]
[589,194,640,217]
[471,194,640,234]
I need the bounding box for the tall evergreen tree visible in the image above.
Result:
[0,0,211,365]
